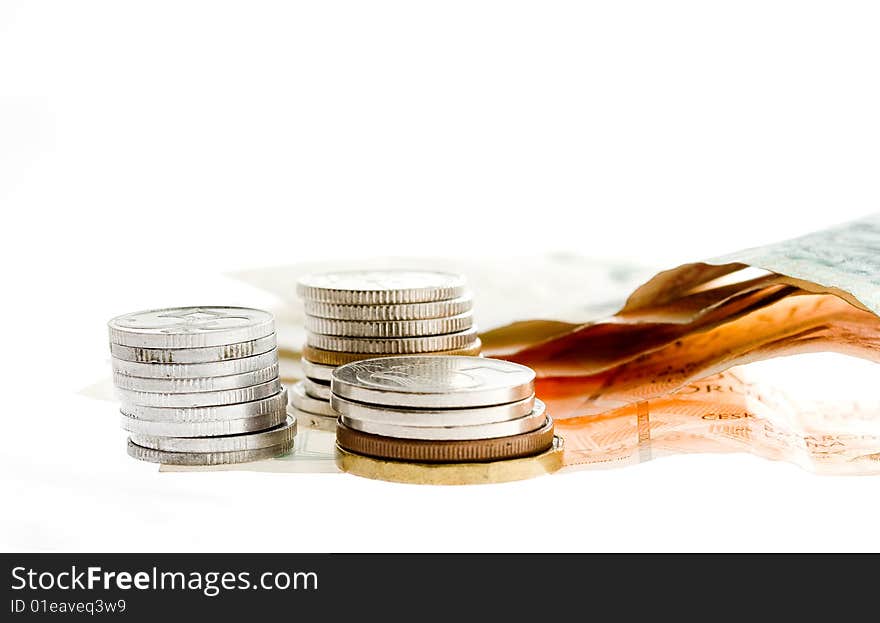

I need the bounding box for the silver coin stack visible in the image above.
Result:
[291,271,480,430]
[331,356,556,463]
[108,306,296,465]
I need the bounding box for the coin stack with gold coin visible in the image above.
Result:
[291,271,481,430]
[330,356,561,484]
[108,306,295,465]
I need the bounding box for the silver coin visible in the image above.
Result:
[113,364,278,393]
[305,312,473,338]
[109,306,274,348]
[127,438,293,465]
[303,377,331,400]
[117,379,282,408]
[297,270,466,304]
[130,417,296,453]
[290,381,336,417]
[289,406,337,432]
[110,334,277,363]
[113,349,279,379]
[304,296,473,321]
[330,393,535,427]
[121,410,286,437]
[300,358,335,381]
[307,328,478,354]
[331,355,535,408]
[120,388,287,422]
[341,399,546,440]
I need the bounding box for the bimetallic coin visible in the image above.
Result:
[335,417,555,463]
[304,296,473,321]
[121,410,286,437]
[300,358,335,381]
[336,436,564,485]
[120,388,287,422]
[130,417,296,453]
[307,327,478,354]
[303,377,331,400]
[117,378,281,408]
[113,364,278,393]
[289,381,336,417]
[127,438,293,465]
[341,399,546,441]
[113,349,279,379]
[305,312,473,338]
[297,270,467,304]
[330,393,535,427]
[110,334,277,364]
[303,339,482,366]
[331,356,534,408]
[289,406,338,432]
[109,306,274,348]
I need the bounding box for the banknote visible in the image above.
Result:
[485,280,799,374]
[522,293,879,416]
[555,355,880,475]
[480,274,788,357]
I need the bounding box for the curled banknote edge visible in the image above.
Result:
[624,214,880,315]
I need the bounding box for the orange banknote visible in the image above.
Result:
[552,359,880,475]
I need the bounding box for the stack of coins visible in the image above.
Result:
[108,306,296,465]
[291,271,481,429]
[330,356,555,464]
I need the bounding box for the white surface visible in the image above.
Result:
[2,1,880,552]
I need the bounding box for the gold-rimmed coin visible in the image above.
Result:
[303,339,482,366]
[335,436,564,485]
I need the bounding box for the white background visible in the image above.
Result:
[2,1,879,552]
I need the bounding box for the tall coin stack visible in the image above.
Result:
[331,356,555,465]
[108,306,296,465]
[292,271,481,429]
